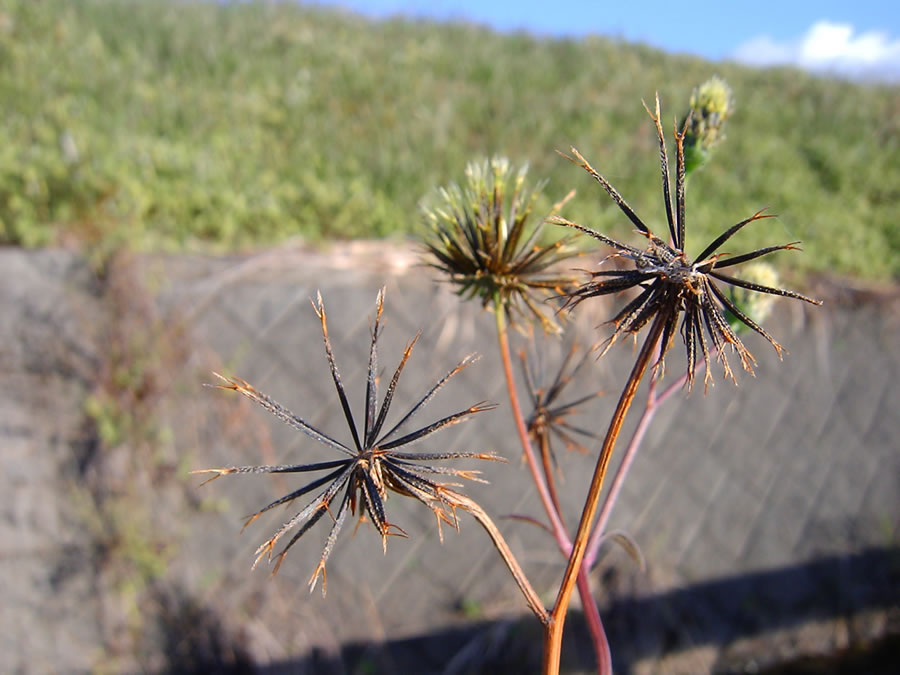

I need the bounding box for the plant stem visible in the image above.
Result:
[538,401,612,674]
[450,492,549,624]
[584,374,659,568]
[494,306,569,550]
[576,569,612,674]
[494,305,610,673]
[543,313,666,675]
[585,353,709,568]
[538,433,565,521]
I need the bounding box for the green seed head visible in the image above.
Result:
[683,76,734,174]
[423,157,579,333]
[725,262,779,332]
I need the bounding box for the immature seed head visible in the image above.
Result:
[683,76,734,173]
[424,157,581,333]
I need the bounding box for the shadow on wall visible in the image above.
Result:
[164,546,898,674]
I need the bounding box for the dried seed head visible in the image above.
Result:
[521,342,603,457]
[197,289,502,592]
[554,94,821,390]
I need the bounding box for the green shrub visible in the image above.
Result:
[1,0,897,279]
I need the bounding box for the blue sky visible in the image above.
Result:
[313,0,900,80]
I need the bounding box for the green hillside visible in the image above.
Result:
[1,0,897,279]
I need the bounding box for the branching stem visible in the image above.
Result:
[450,492,548,624]
[494,303,610,673]
[543,312,667,675]
[494,306,570,547]
[585,351,708,567]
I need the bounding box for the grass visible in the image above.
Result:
[0,0,897,280]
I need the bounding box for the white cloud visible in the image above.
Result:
[733,20,900,81]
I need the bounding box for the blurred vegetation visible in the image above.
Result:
[72,250,194,665]
[0,0,897,279]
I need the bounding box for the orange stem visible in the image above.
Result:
[538,433,565,522]
[543,314,666,675]
[494,307,570,548]
[494,307,610,672]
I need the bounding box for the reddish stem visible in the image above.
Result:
[585,354,708,569]
[494,308,609,672]
[543,314,666,675]
[494,308,570,550]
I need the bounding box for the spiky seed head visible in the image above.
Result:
[521,343,603,457]
[423,157,580,333]
[554,94,821,390]
[196,290,502,592]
